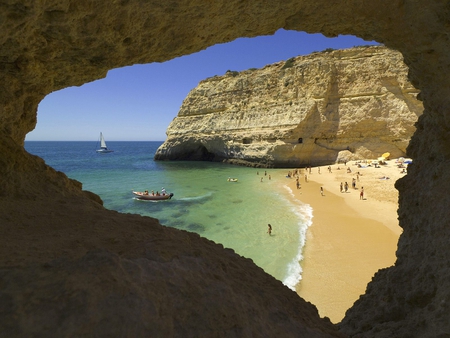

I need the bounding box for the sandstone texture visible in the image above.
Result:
[155,46,422,167]
[2,0,450,337]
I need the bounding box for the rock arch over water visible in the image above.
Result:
[1,1,450,337]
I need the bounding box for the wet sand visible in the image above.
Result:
[281,160,405,323]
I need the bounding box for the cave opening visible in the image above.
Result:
[23,28,402,326]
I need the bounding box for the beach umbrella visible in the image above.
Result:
[382,152,390,159]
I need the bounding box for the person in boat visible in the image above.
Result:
[161,187,166,195]
[144,190,149,195]
[151,190,155,196]
[156,191,160,196]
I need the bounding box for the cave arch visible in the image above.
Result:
[2,1,450,337]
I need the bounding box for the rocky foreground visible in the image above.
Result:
[155,46,422,167]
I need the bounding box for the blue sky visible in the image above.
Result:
[26,29,377,141]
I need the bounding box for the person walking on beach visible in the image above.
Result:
[340,182,343,193]
[267,224,272,235]
[360,187,364,200]
[344,182,348,192]
[305,174,308,182]
[320,187,324,196]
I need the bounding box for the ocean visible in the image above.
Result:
[24,141,312,290]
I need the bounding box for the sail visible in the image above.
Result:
[96,132,113,153]
[100,132,107,148]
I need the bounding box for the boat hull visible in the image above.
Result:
[133,191,173,201]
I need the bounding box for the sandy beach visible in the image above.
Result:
[283,159,406,323]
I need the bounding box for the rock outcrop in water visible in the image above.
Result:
[2,1,450,337]
[155,46,422,167]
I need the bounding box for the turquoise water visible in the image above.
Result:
[25,141,312,290]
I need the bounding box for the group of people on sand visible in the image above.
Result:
[143,187,167,196]
[287,164,367,200]
[339,179,364,199]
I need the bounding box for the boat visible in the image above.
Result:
[96,132,113,153]
[227,177,238,182]
[133,191,174,201]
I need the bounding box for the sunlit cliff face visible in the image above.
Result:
[2,1,450,337]
[154,46,422,168]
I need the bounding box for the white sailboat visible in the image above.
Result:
[96,132,113,153]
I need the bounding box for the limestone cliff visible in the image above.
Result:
[155,46,422,167]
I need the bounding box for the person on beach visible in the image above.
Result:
[305,174,308,182]
[360,187,364,200]
[320,187,324,196]
[260,177,263,182]
[268,175,271,180]
[340,182,343,193]
[318,167,321,174]
[344,182,348,192]
[267,224,272,235]
[297,181,301,189]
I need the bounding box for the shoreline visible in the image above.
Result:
[278,161,404,323]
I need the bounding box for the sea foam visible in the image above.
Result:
[281,184,313,291]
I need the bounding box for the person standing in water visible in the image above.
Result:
[267,224,272,235]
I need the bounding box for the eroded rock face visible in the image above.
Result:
[155,46,422,167]
[1,0,450,337]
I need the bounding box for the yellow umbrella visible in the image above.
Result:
[382,152,390,159]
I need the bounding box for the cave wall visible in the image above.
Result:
[1,1,450,337]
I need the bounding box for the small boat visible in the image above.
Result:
[133,191,174,201]
[227,177,238,182]
[96,132,113,153]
